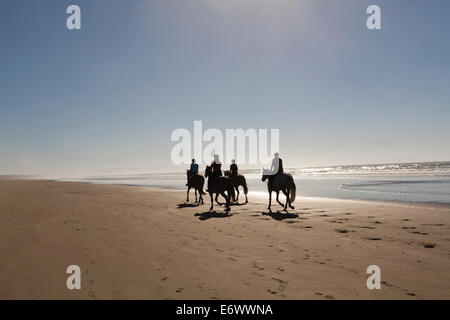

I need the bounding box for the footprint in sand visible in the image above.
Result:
[252,271,264,277]
[272,277,288,285]
[272,278,288,292]
[411,231,428,235]
[381,281,392,287]
[423,243,436,248]
[355,225,376,229]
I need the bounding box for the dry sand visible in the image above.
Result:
[0,178,449,299]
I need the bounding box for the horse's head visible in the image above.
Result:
[205,165,211,177]
[261,168,270,182]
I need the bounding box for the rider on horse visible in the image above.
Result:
[186,159,199,186]
[230,159,238,176]
[206,154,222,191]
[268,153,283,188]
[190,158,199,174]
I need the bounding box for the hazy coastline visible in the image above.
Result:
[57,161,450,205]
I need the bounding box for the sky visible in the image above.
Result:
[1,0,449,176]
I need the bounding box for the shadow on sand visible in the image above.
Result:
[261,211,299,221]
[195,211,232,221]
[230,202,248,207]
[177,202,202,208]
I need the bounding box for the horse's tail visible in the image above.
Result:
[242,178,248,195]
[290,180,296,203]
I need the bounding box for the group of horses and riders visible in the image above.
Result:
[186,153,296,213]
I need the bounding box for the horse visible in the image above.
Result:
[261,169,296,212]
[224,170,248,204]
[186,169,206,205]
[204,165,235,212]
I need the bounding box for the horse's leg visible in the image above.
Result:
[186,187,190,202]
[215,193,223,206]
[283,188,295,208]
[283,188,290,212]
[235,186,239,203]
[195,189,198,203]
[220,191,230,212]
[209,193,214,211]
[276,191,284,207]
[245,191,248,204]
[268,191,272,212]
[200,189,204,205]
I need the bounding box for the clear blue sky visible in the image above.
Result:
[1,0,449,176]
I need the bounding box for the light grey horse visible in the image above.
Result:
[261,169,296,212]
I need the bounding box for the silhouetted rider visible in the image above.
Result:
[207,154,222,191]
[187,158,199,186]
[268,153,283,188]
[230,159,238,176]
[190,158,199,174]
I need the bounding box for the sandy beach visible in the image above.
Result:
[0,178,449,300]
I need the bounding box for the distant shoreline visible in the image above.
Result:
[3,176,450,210]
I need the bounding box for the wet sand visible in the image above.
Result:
[0,178,449,299]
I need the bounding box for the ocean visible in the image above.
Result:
[64,161,450,205]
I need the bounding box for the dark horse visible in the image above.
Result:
[261,169,296,212]
[186,170,206,205]
[205,166,235,212]
[224,170,248,204]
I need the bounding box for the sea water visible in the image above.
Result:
[64,161,450,204]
